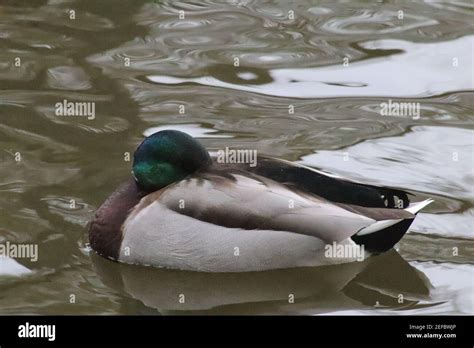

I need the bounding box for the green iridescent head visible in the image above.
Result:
[132,130,212,191]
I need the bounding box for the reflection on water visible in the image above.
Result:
[91,250,433,314]
[145,37,473,98]
[302,125,474,238]
[0,0,473,315]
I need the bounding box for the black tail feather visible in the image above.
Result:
[351,218,414,252]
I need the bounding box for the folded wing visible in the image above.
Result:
[141,169,415,243]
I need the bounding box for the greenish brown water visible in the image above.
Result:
[0,0,473,315]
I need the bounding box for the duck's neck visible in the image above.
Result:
[89,178,144,260]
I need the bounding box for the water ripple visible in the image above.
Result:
[0,0,473,315]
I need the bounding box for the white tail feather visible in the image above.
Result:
[355,198,434,236]
[405,198,434,214]
[356,219,403,236]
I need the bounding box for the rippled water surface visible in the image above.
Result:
[0,0,473,314]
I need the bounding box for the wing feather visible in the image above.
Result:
[152,171,376,243]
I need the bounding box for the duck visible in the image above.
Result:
[88,129,433,272]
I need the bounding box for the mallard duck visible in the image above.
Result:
[88,130,432,272]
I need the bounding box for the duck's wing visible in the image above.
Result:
[130,168,414,244]
[243,156,412,209]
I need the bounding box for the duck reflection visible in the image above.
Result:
[90,250,432,314]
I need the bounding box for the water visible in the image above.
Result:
[0,0,473,314]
